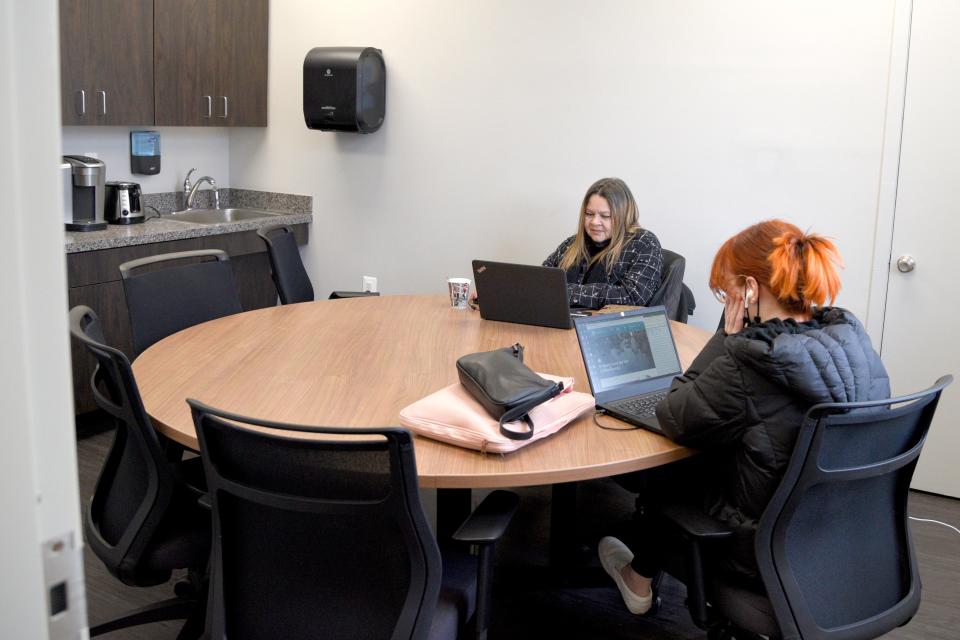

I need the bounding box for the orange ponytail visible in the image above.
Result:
[709,220,843,313]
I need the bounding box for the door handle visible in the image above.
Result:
[896,255,916,273]
[97,90,106,116]
[203,95,212,118]
[75,89,86,116]
[217,96,228,119]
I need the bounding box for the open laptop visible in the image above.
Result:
[574,307,683,434]
[472,260,587,330]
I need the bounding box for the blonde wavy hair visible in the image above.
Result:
[559,177,642,273]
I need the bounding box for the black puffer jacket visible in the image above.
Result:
[656,307,890,580]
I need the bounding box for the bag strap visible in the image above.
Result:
[498,381,564,440]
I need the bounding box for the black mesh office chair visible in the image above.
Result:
[256,224,379,303]
[256,225,315,304]
[69,306,210,638]
[659,375,953,640]
[188,399,519,640]
[120,249,243,356]
[648,249,690,322]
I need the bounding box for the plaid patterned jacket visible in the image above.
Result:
[542,229,663,310]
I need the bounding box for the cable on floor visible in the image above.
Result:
[909,516,960,536]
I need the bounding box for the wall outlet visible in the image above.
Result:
[362,276,378,293]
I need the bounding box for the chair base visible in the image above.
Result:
[90,576,207,639]
[89,596,196,637]
[706,620,772,640]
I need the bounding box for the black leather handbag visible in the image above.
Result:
[456,343,564,440]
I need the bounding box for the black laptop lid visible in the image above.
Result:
[471,260,572,329]
[574,307,683,404]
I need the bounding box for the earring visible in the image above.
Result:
[750,288,761,326]
[742,288,752,327]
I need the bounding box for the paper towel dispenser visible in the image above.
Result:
[303,47,385,133]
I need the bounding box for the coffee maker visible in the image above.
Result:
[63,155,107,231]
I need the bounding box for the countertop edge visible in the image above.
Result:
[64,212,313,254]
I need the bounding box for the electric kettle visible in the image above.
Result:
[104,181,144,224]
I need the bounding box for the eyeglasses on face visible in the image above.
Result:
[712,274,751,304]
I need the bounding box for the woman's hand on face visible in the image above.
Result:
[724,293,745,335]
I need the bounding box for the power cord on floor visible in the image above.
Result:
[589,409,960,537]
[909,516,960,536]
[592,408,640,431]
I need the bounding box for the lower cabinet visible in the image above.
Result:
[67,224,308,414]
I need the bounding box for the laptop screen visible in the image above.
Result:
[575,308,682,395]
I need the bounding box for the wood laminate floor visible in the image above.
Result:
[77,418,960,639]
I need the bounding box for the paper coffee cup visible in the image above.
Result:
[448,278,471,309]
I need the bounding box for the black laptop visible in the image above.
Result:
[472,260,584,330]
[574,307,683,433]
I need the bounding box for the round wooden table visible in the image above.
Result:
[133,294,712,488]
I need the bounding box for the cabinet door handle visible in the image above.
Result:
[97,90,106,116]
[203,95,212,118]
[218,96,228,119]
[75,89,86,116]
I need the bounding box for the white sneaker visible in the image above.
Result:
[598,536,653,615]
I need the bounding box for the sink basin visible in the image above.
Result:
[165,208,284,225]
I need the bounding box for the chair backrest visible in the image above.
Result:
[120,249,243,356]
[257,224,315,305]
[680,283,696,320]
[648,249,687,322]
[68,305,177,586]
[189,400,442,640]
[755,375,953,640]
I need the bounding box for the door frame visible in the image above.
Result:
[866,0,913,348]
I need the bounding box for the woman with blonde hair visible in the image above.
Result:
[543,177,663,309]
[599,219,890,615]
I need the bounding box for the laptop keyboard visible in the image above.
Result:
[610,391,669,418]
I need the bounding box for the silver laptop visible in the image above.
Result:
[574,307,683,434]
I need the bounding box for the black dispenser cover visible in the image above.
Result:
[303,47,385,133]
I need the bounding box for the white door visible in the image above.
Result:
[881,0,960,497]
[0,0,87,637]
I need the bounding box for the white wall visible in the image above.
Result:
[62,126,230,194]
[230,0,899,332]
[2,0,85,637]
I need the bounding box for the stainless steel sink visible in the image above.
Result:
[165,208,284,225]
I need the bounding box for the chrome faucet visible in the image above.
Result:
[185,175,220,210]
[183,167,196,198]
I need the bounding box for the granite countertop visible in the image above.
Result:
[64,189,313,254]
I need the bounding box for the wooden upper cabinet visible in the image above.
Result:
[60,0,267,127]
[215,0,268,126]
[154,0,217,126]
[60,0,155,126]
[155,0,268,127]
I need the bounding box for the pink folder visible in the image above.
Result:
[400,374,595,454]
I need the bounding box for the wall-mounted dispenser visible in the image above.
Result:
[303,47,385,133]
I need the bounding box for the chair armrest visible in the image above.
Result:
[452,490,519,546]
[197,494,212,511]
[660,503,733,540]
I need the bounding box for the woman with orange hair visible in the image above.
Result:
[599,219,890,616]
